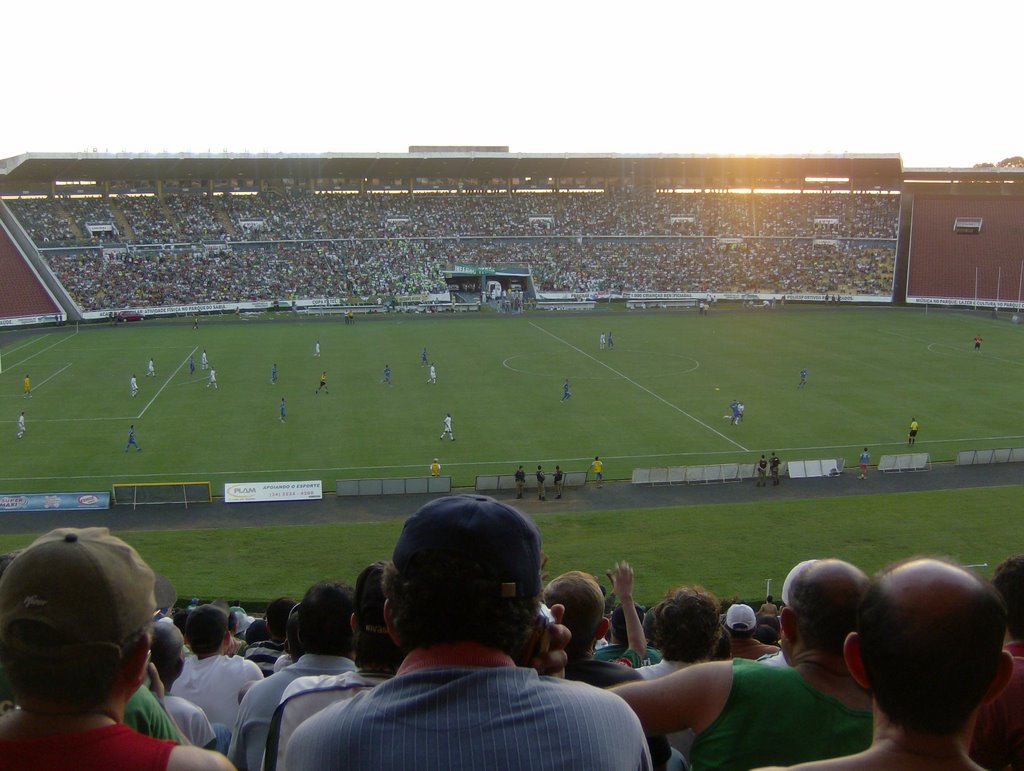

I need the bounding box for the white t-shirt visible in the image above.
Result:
[164,694,216,748]
[170,654,263,727]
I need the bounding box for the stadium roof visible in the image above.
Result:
[0,151,905,190]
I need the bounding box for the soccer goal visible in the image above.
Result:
[112,481,212,509]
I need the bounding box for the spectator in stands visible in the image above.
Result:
[637,585,721,680]
[594,563,662,668]
[244,597,297,677]
[971,554,1024,769]
[725,602,781,660]
[543,569,671,769]
[0,528,231,770]
[267,561,405,771]
[171,604,263,731]
[759,594,780,616]
[761,558,1013,771]
[150,622,217,750]
[228,581,357,771]
[615,559,873,770]
[285,494,651,769]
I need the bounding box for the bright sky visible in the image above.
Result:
[4,1,1019,169]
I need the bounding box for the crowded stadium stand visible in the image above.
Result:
[3,151,1024,321]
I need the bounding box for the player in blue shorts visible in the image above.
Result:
[561,379,572,402]
[421,348,428,367]
[798,368,808,388]
[189,355,195,376]
[124,425,141,452]
[271,363,277,384]
[280,398,286,423]
[382,364,392,386]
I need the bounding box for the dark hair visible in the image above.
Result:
[285,605,304,660]
[648,586,721,663]
[150,623,185,687]
[353,563,404,671]
[185,605,228,655]
[383,552,537,657]
[788,560,868,656]
[544,571,605,659]
[992,555,1024,640]
[297,582,354,656]
[265,597,298,640]
[858,558,1007,734]
[1,621,149,711]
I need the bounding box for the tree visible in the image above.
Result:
[997,156,1024,168]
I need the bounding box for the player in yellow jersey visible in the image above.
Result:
[430,458,441,477]
[23,375,31,399]
[590,456,604,487]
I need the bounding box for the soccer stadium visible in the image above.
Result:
[1,149,1023,768]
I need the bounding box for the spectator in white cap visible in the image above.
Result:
[726,603,779,661]
[0,527,232,770]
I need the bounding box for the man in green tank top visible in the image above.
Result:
[615,560,873,770]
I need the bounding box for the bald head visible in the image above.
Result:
[544,571,605,659]
[857,558,1007,735]
[149,622,185,689]
[787,559,869,655]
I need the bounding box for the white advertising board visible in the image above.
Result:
[224,480,323,504]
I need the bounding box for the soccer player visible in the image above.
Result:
[430,458,441,476]
[421,347,428,366]
[16,411,25,439]
[271,363,277,384]
[427,363,436,384]
[314,339,321,358]
[147,358,155,377]
[859,447,870,479]
[729,400,740,425]
[315,371,328,395]
[382,364,392,386]
[599,333,606,350]
[607,331,614,349]
[798,368,808,388]
[207,368,218,389]
[591,456,604,487]
[124,424,141,452]
[279,398,286,423]
[440,413,454,441]
[201,350,209,370]
[129,374,138,398]
[22,375,30,399]
[189,354,195,376]
[974,334,983,351]
[192,314,200,329]
[737,401,745,422]
[561,379,572,402]
[908,417,919,446]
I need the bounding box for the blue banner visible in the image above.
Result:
[0,492,110,513]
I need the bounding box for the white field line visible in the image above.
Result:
[2,328,78,372]
[137,345,199,419]
[28,363,73,394]
[528,321,748,452]
[3,433,1023,483]
[884,330,1024,367]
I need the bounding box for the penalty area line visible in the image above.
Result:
[137,345,199,419]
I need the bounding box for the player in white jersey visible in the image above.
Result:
[130,375,139,397]
[428,364,437,384]
[201,350,209,370]
[147,358,155,377]
[207,368,218,389]
[439,413,454,441]
[16,412,25,439]
[314,339,321,358]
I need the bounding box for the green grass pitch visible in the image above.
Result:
[0,303,1022,603]
[1,306,1020,493]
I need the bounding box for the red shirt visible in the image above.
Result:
[0,723,175,771]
